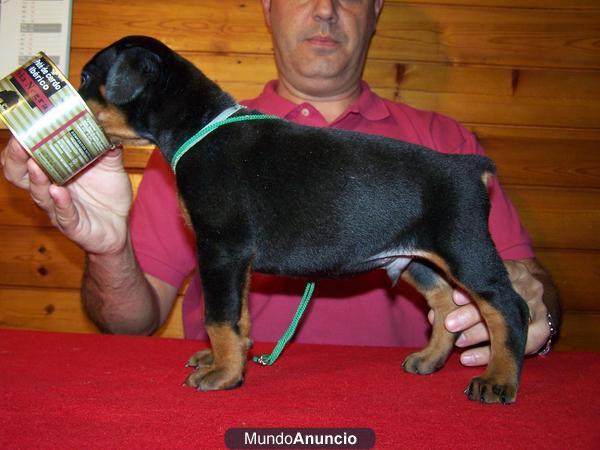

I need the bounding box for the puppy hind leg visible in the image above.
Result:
[451,253,529,403]
[185,257,253,391]
[462,285,528,404]
[401,260,459,375]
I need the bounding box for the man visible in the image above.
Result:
[1,0,559,367]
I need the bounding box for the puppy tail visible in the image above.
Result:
[481,170,494,189]
[469,155,496,188]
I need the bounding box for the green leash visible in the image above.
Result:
[170,104,280,172]
[171,105,316,365]
[253,281,316,366]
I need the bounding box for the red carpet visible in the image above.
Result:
[0,329,598,449]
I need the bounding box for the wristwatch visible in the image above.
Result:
[538,312,558,356]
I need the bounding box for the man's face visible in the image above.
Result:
[262,0,383,96]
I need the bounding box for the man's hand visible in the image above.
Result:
[2,136,166,335]
[428,259,558,366]
[1,137,132,255]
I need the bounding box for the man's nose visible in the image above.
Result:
[313,0,339,24]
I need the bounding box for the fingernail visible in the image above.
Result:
[446,314,465,331]
[446,317,458,331]
[456,334,467,346]
[461,353,477,366]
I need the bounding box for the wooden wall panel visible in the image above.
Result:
[71,1,273,54]
[70,0,600,70]
[0,227,84,289]
[536,249,600,312]
[0,287,96,333]
[398,66,600,128]
[387,0,600,8]
[0,287,184,338]
[554,312,600,352]
[374,3,600,69]
[504,186,600,250]
[0,1,598,350]
[399,90,600,129]
[482,136,600,189]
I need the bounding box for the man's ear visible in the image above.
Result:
[261,0,272,28]
[375,0,385,21]
[105,47,161,105]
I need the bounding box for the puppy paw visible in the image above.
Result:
[184,366,244,391]
[185,349,214,368]
[465,376,517,404]
[402,351,445,375]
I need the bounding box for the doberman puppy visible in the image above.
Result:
[78,36,529,403]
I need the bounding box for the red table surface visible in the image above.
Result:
[0,328,598,449]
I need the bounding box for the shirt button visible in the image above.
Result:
[301,108,310,117]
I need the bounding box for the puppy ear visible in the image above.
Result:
[105,47,161,105]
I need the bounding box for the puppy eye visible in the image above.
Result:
[80,72,90,85]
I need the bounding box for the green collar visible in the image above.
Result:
[170,105,280,172]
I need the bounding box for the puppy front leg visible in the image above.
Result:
[185,259,252,391]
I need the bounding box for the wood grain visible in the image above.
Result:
[554,312,600,352]
[0,286,184,338]
[535,249,600,312]
[504,186,600,251]
[387,0,600,8]
[70,0,600,69]
[0,226,84,289]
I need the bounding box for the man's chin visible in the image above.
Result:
[291,74,357,98]
[296,60,350,82]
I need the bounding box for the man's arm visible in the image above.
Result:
[445,258,560,366]
[2,136,179,336]
[82,238,179,335]
[517,258,561,333]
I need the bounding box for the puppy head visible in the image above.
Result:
[79,36,170,146]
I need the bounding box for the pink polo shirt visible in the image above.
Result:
[130,80,534,346]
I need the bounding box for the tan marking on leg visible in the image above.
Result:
[238,263,252,351]
[206,323,246,370]
[186,348,213,368]
[185,323,247,390]
[474,299,516,382]
[412,252,452,279]
[402,268,458,374]
[185,260,253,390]
[463,291,519,403]
[405,252,519,402]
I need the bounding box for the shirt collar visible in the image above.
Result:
[244,80,391,124]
